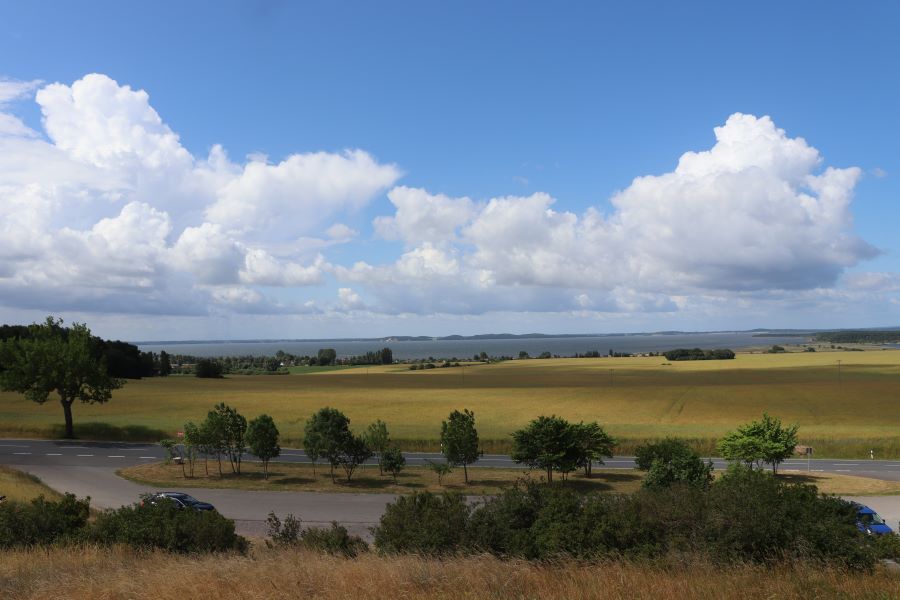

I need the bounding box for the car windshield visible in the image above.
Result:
[173,494,200,504]
[859,512,885,525]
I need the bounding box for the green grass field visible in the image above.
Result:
[2,350,899,457]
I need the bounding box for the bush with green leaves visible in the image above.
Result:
[703,465,868,566]
[871,531,900,561]
[0,493,90,548]
[89,500,248,553]
[266,512,367,557]
[373,492,470,554]
[634,438,713,488]
[372,469,875,567]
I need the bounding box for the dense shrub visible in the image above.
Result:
[89,501,247,553]
[373,492,470,554]
[465,481,553,558]
[635,438,714,488]
[871,531,900,560]
[703,466,869,567]
[0,494,90,548]
[266,513,367,557]
[373,473,876,567]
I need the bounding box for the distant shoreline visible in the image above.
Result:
[131,329,819,345]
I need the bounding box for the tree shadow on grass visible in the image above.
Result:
[51,422,168,442]
[328,477,426,491]
[776,473,823,486]
[269,476,316,486]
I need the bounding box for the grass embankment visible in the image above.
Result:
[0,465,61,503]
[119,461,900,496]
[2,350,900,457]
[2,545,899,600]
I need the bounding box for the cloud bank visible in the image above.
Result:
[0,73,888,331]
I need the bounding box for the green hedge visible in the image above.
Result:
[373,467,876,567]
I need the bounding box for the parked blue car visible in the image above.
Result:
[853,503,893,535]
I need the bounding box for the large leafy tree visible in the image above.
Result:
[572,421,616,477]
[440,409,480,483]
[718,413,799,474]
[510,415,579,483]
[0,317,123,439]
[246,414,281,479]
[304,407,352,482]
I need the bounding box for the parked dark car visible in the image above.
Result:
[141,492,216,512]
[852,502,893,535]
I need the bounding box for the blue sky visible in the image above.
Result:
[0,1,898,340]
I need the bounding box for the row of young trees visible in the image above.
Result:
[163,406,798,490]
[164,403,282,479]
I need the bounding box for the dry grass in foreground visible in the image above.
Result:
[118,461,644,495]
[0,465,61,503]
[2,545,899,600]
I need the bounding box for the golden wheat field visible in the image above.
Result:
[2,350,899,456]
[2,545,899,600]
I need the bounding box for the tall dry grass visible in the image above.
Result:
[2,545,899,600]
[0,465,61,503]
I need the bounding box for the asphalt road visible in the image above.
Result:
[4,438,900,538]
[6,438,900,477]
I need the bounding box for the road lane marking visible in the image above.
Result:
[108,455,125,458]
[60,446,90,449]
[0,444,30,447]
[139,456,156,459]
[45,453,61,456]
[836,469,851,472]
[13,452,31,455]
[77,454,94,457]
[838,463,860,466]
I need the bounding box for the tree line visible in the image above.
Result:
[663,347,735,361]
[815,330,900,344]
[0,319,171,379]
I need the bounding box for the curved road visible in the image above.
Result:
[3,439,900,537]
